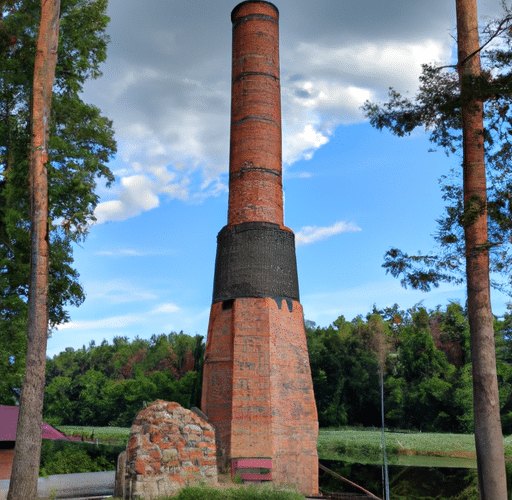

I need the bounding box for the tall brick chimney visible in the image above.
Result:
[201,1,319,495]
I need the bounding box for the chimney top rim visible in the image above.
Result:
[231,1,279,23]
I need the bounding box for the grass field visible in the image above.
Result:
[49,426,495,498]
[57,425,131,443]
[57,425,498,466]
[317,427,500,468]
[56,425,512,470]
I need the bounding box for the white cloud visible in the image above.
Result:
[56,314,145,331]
[83,6,452,225]
[284,123,331,164]
[94,248,170,257]
[287,39,448,95]
[95,249,145,256]
[280,39,449,165]
[295,221,362,246]
[150,303,180,314]
[86,279,158,304]
[94,170,192,224]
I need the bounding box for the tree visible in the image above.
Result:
[363,1,509,496]
[457,4,507,493]
[385,308,458,431]
[306,317,381,427]
[0,0,115,402]
[42,333,205,427]
[8,0,60,497]
[366,314,391,500]
[0,0,115,496]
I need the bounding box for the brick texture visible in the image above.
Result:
[202,2,319,496]
[228,1,283,227]
[202,298,319,495]
[118,400,218,499]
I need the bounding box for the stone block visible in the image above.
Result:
[116,400,218,499]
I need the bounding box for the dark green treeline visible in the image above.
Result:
[7,302,512,432]
[42,332,204,427]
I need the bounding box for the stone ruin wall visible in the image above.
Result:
[116,400,218,499]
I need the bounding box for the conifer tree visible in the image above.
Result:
[363,1,511,496]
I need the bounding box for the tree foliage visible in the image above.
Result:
[0,0,116,405]
[0,303,506,432]
[362,14,512,294]
[306,302,512,434]
[43,332,204,427]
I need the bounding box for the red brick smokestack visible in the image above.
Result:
[228,0,283,227]
[201,2,319,495]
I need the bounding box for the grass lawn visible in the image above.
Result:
[57,425,131,443]
[318,427,512,468]
[56,425,500,468]
[48,426,491,498]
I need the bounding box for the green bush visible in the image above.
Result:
[171,484,305,500]
[39,439,125,477]
[451,472,478,500]
[506,460,512,497]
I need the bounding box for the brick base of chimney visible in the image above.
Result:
[202,297,319,496]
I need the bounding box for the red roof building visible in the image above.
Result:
[0,405,70,479]
[0,405,68,441]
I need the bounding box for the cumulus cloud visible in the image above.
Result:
[94,170,192,223]
[295,221,362,246]
[286,40,448,93]
[280,39,449,164]
[81,0,464,223]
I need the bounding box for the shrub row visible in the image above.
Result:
[39,439,125,477]
[171,484,305,500]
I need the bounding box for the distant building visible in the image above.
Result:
[0,405,71,480]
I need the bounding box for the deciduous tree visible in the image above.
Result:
[8,1,60,497]
[0,0,116,404]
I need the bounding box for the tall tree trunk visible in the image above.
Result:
[456,0,507,498]
[7,1,60,499]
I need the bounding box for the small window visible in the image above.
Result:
[222,299,234,310]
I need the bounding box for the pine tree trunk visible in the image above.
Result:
[456,0,507,497]
[7,1,60,499]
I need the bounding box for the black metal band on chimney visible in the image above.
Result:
[212,222,300,303]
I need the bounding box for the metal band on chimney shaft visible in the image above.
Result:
[212,222,300,303]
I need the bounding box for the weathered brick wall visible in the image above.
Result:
[120,400,217,499]
[201,304,234,471]
[228,1,283,227]
[268,299,319,495]
[202,297,319,496]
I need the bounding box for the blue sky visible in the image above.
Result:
[48,0,510,356]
